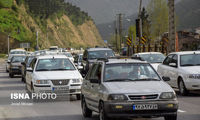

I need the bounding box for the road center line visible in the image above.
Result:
[178,109,186,113]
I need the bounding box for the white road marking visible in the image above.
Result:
[178,109,186,113]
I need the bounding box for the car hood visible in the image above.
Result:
[180,66,200,74]
[103,81,173,94]
[11,62,22,66]
[34,71,82,80]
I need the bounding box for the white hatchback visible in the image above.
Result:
[25,55,83,100]
[157,51,200,95]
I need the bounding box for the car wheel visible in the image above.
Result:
[9,73,14,78]
[164,115,177,120]
[76,94,81,100]
[99,102,109,120]
[178,79,188,96]
[82,97,92,118]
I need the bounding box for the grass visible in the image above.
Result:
[0,0,13,8]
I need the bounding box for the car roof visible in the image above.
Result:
[98,58,147,64]
[136,52,163,55]
[36,55,68,59]
[87,48,112,52]
[169,51,200,55]
[10,49,26,52]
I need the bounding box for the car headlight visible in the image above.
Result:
[72,79,81,83]
[160,92,176,99]
[188,74,200,79]
[36,80,49,84]
[108,94,128,101]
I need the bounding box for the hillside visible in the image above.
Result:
[175,0,200,30]
[0,0,103,51]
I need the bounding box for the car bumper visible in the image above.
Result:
[10,68,21,74]
[185,79,200,90]
[33,84,81,95]
[104,100,178,118]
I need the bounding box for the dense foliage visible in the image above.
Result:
[25,0,91,26]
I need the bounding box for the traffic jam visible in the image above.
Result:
[4,47,200,120]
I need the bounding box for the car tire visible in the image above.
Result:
[82,97,92,118]
[99,102,109,120]
[9,73,14,78]
[178,79,188,96]
[76,94,81,100]
[164,115,177,120]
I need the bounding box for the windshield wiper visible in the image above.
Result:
[36,69,51,71]
[181,64,195,66]
[133,78,160,81]
[53,69,75,71]
[106,79,133,82]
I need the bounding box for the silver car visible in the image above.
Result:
[81,58,178,120]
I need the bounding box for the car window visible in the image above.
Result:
[163,54,174,66]
[89,64,99,79]
[30,58,37,70]
[139,54,166,63]
[171,55,178,65]
[91,64,102,80]
[85,64,95,80]
[11,56,26,63]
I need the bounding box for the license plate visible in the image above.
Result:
[52,86,69,91]
[133,104,158,110]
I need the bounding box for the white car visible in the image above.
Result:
[25,55,83,100]
[133,52,166,71]
[157,51,200,95]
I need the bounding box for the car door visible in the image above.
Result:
[82,64,98,109]
[89,63,102,111]
[26,58,37,89]
[157,54,174,81]
[167,55,179,88]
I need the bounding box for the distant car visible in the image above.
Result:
[81,58,178,120]
[62,52,74,62]
[74,54,83,71]
[157,51,200,95]
[9,55,26,78]
[6,49,26,72]
[25,55,83,100]
[21,55,35,82]
[82,47,115,75]
[133,52,166,71]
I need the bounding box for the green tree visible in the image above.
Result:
[147,0,169,42]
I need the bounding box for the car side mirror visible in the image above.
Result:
[27,67,33,72]
[7,61,10,64]
[90,78,100,84]
[169,63,177,67]
[162,76,170,81]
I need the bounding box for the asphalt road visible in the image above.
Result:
[0,60,200,120]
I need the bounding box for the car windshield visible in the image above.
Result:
[139,54,165,63]
[88,50,114,59]
[10,51,26,54]
[36,58,76,71]
[180,54,200,66]
[11,56,26,63]
[104,63,160,82]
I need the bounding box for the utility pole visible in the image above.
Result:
[118,13,123,53]
[137,0,143,52]
[36,31,39,50]
[7,34,10,55]
[115,17,118,52]
[168,0,176,52]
